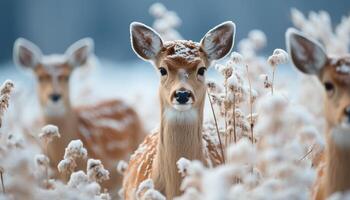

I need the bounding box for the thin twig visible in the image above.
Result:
[207,91,226,163]
[271,68,276,95]
[44,143,49,189]
[224,79,228,146]
[1,172,5,194]
[246,65,254,144]
[299,145,315,161]
[233,93,237,143]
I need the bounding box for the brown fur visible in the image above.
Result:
[287,30,350,199]
[310,58,350,199]
[123,40,224,199]
[35,60,144,192]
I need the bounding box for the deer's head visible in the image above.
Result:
[286,28,350,130]
[130,22,235,121]
[13,38,93,117]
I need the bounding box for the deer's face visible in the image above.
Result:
[156,43,207,112]
[130,22,235,117]
[320,58,350,127]
[13,38,94,117]
[286,28,350,131]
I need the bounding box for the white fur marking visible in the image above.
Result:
[44,100,66,117]
[163,107,197,124]
[331,123,350,149]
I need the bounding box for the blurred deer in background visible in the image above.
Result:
[122,21,235,199]
[286,28,350,199]
[13,38,144,190]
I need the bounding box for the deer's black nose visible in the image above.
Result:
[50,93,61,102]
[175,90,191,104]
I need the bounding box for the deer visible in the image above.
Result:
[13,38,144,191]
[286,28,350,199]
[122,21,235,199]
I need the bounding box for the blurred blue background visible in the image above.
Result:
[0,0,349,63]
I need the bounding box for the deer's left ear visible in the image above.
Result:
[65,38,94,67]
[286,28,327,75]
[200,21,235,63]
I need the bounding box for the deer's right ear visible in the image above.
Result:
[130,22,163,61]
[200,21,235,63]
[13,38,42,69]
[286,28,327,75]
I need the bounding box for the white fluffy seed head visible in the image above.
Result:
[34,154,50,169]
[268,49,289,67]
[39,124,60,144]
[63,140,87,160]
[177,157,191,177]
[87,159,110,183]
[116,160,128,175]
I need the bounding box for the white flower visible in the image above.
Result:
[177,157,191,177]
[116,160,128,175]
[227,138,256,164]
[67,170,89,188]
[230,52,243,65]
[87,159,109,183]
[34,154,50,169]
[39,124,60,144]
[248,30,267,49]
[268,49,289,67]
[63,140,87,160]
[58,158,76,173]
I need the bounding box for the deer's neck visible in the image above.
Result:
[325,127,350,196]
[153,103,204,199]
[43,105,79,168]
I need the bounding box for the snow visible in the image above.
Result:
[34,154,49,169]
[230,52,243,65]
[336,64,350,74]
[116,160,128,175]
[268,48,289,67]
[86,159,109,183]
[64,140,88,160]
[290,8,350,56]
[226,138,256,164]
[0,8,340,199]
[58,158,75,173]
[67,170,89,188]
[176,157,191,177]
[38,124,60,144]
[166,41,201,62]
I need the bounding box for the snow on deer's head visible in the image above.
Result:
[13,38,93,117]
[130,21,235,122]
[286,28,350,145]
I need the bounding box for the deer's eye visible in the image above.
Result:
[324,82,335,96]
[159,67,167,76]
[38,75,50,82]
[58,75,69,82]
[197,67,206,76]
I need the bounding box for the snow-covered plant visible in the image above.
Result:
[0,80,14,128]
[267,49,288,94]
[116,160,128,175]
[238,30,267,59]
[58,140,87,175]
[86,159,109,183]
[0,80,14,194]
[149,2,182,41]
[291,8,350,55]
[176,26,324,200]
[38,125,60,145]
[136,179,166,200]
